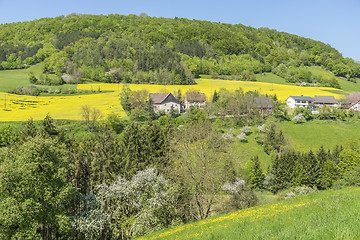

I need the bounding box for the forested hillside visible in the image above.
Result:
[0,13,359,86]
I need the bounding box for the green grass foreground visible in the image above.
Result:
[139,187,360,240]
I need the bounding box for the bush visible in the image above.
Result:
[0,125,19,146]
[8,86,40,96]
[344,166,360,186]
[222,178,258,210]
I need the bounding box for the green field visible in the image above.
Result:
[307,66,360,92]
[255,72,291,86]
[0,65,42,92]
[226,118,360,173]
[140,187,360,240]
[282,119,360,151]
[253,66,360,94]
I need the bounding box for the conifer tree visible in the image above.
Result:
[316,146,329,189]
[304,150,319,187]
[212,90,219,103]
[292,152,307,186]
[247,156,265,189]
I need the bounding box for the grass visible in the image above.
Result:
[0,64,42,92]
[139,187,360,240]
[282,119,360,151]
[307,66,360,93]
[255,72,291,86]
[254,66,360,94]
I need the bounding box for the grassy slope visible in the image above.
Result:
[0,64,42,92]
[255,66,360,94]
[307,66,360,93]
[140,187,360,240]
[282,119,360,151]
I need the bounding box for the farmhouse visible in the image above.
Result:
[254,97,273,115]
[313,95,338,108]
[309,95,338,113]
[149,93,181,113]
[184,92,206,110]
[286,96,314,108]
[344,92,360,111]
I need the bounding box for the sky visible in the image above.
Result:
[0,0,359,61]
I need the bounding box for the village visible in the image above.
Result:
[148,91,360,115]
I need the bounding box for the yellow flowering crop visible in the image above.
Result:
[0,79,345,121]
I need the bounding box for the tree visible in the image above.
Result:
[212,90,219,103]
[0,136,77,239]
[73,168,177,239]
[20,118,38,141]
[168,121,233,220]
[247,156,265,189]
[0,124,19,146]
[119,84,133,113]
[28,72,38,84]
[81,105,102,132]
[42,113,58,136]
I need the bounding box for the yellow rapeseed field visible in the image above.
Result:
[0,79,344,121]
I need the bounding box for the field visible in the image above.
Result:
[307,66,360,92]
[0,65,352,121]
[139,187,360,240]
[283,119,360,151]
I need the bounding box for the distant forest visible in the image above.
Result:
[0,13,359,86]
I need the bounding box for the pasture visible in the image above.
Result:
[139,187,360,240]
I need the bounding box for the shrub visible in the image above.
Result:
[222,178,258,210]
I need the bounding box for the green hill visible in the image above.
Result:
[140,187,360,240]
[0,14,359,87]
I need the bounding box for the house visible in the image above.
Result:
[149,93,181,113]
[344,92,360,111]
[184,92,206,110]
[313,96,338,108]
[286,96,314,108]
[254,97,273,115]
[310,95,338,113]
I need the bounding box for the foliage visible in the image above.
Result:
[246,156,265,189]
[0,135,77,239]
[255,118,285,154]
[1,14,359,87]
[222,178,258,210]
[168,121,234,220]
[73,168,177,239]
[0,124,19,146]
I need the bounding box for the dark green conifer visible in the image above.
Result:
[248,156,265,189]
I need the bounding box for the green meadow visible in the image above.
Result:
[140,187,360,240]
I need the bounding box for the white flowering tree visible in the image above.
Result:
[222,178,257,210]
[72,168,177,239]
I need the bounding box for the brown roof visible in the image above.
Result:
[149,93,178,104]
[254,97,273,109]
[345,92,360,108]
[314,95,338,104]
[185,92,206,103]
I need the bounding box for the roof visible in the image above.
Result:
[288,96,314,101]
[314,95,338,104]
[62,74,73,82]
[345,92,360,108]
[185,92,206,103]
[254,97,273,108]
[149,93,178,104]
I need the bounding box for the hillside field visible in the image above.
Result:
[139,187,360,240]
